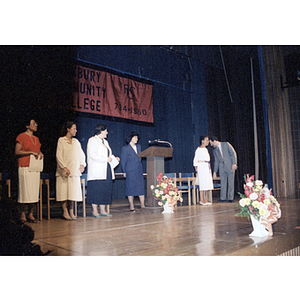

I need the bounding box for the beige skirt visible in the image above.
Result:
[18,167,40,203]
[56,175,82,202]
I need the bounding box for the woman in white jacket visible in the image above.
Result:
[87,124,120,217]
[56,122,86,220]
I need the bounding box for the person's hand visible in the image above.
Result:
[213,172,217,180]
[107,157,113,162]
[79,165,85,173]
[32,152,39,159]
[64,167,70,176]
[232,164,237,171]
[115,157,120,161]
[38,152,44,160]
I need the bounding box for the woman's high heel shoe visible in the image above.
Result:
[63,213,73,220]
[100,212,112,217]
[92,213,102,218]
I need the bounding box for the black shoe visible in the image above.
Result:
[227,200,234,203]
[217,200,226,203]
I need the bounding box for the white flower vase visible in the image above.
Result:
[249,215,269,237]
[162,202,174,213]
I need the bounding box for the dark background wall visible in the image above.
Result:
[1,45,300,199]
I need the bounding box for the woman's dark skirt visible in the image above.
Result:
[87,163,112,205]
[126,166,145,197]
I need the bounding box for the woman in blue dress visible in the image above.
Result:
[121,132,145,211]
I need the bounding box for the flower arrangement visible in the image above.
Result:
[235,174,281,222]
[150,172,183,207]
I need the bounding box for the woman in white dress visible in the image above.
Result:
[56,122,86,220]
[193,135,213,205]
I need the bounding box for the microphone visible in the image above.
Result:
[148,139,158,144]
[156,140,172,148]
[148,139,172,148]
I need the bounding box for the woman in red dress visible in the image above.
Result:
[15,119,44,223]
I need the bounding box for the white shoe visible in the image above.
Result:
[206,202,212,205]
[199,202,208,206]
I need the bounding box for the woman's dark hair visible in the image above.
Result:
[24,119,37,127]
[60,121,75,137]
[95,124,108,135]
[126,131,139,144]
[24,119,32,126]
[199,135,208,145]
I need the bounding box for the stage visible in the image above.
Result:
[25,196,300,256]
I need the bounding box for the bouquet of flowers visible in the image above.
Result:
[150,172,183,207]
[235,174,281,222]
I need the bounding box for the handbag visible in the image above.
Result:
[28,155,43,172]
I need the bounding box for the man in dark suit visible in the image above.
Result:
[209,136,237,203]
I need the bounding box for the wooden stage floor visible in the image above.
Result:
[30,197,300,256]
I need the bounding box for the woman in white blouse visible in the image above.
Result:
[87,124,120,217]
[56,122,86,220]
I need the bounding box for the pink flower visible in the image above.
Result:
[246,175,255,183]
[245,190,251,197]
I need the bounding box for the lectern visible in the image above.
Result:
[138,147,173,207]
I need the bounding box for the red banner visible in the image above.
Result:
[72,64,154,123]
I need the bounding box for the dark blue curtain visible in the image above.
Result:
[75,46,208,199]
[1,45,267,199]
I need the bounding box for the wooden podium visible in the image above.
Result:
[138,147,173,207]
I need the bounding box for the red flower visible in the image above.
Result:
[157,172,163,182]
[245,190,251,197]
[246,175,255,183]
